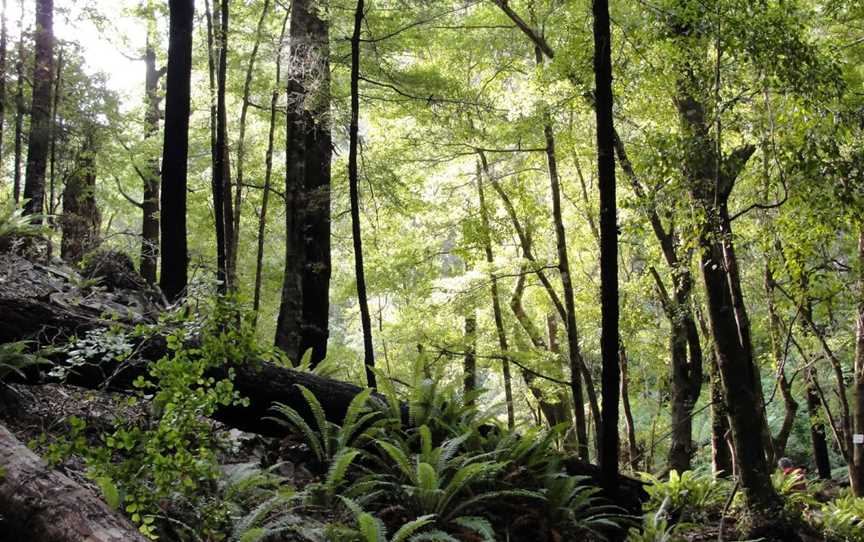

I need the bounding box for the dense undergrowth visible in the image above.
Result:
[2,295,863,541]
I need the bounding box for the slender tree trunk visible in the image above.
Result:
[765,262,797,458]
[48,47,62,223]
[619,346,639,472]
[543,113,590,460]
[349,0,375,387]
[276,0,332,366]
[12,5,23,204]
[22,0,54,218]
[207,0,233,294]
[463,313,477,405]
[140,12,163,285]
[159,0,194,302]
[475,162,514,429]
[805,367,832,479]
[60,132,100,264]
[853,228,864,496]
[592,0,620,494]
[253,9,289,326]
[0,0,7,182]
[231,0,271,282]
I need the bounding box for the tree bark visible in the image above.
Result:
[853,228,864,496]
[0,423,149,542]
[275,0,332,367]
[463,314,477,406]
[764,262,797,459]
[475,162,514,429]
[253,9,290,325]
[12,5,23,204]
[592,0,620,494]
[805,367,832,479]
[159,0,194,302]
[619,346,639,472]
[48,47,62,224]
[22,0,54,218]
[0,0,7,183]
[349,0,375,387]
[140,4,163,285]
[60,132,100,264]
[231,0,271,281]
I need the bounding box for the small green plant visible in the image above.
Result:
[819,494,864,542]
[626,499,688,542]
[327,496,438,542]
[540,472,626,540]
[0,199,49,250]
[640,470,724,523]
[771,469,820,511]
[0,341,51,382]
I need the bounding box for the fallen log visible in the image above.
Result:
[0,251,646,511]
[0,422,149,542]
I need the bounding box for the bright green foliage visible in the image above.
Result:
[540,473,626,539]
[640,470,725,524]
[0,200,49,250]
[327,496,438,542]
[818,494,864,542]
[0,341,51,382]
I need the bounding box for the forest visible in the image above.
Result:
[0,0,863,540]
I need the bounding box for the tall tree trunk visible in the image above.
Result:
[60,132,100,264]
[275,0,332,367]
[253,9,289,325]
[22,0,54,218]
[0,0,7,183]
[48,47,62,221]
[159,0,194,302]
[231,0,271,282]
[764,262,797,459]
[349,0,375,387]
[853,228,864,496]
[805,367,832,479]
[140,10,163,285]
[463,313,477,406]
[592,0,619,494]
[619,346,639,472]
[475,161,514,429]
[12,5,23,204]
[208,0,233,294]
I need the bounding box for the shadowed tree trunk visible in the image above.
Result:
[475,161,514,429]
[805,367,832,479]
[159,0,194,302]
[12,4,23,204]
[22,0,53,218]
[47,47,62,225]
[620,346,639,472]
[60,132,100,264]
[275,0,332,367]
[764,262,797,459]
[0,0,7,182]
[853,228,864,496]
[463,313,477,405]
[592,0,620,495]
[253,9,290,325]
[140,12,164,285]
[349,0,375,387]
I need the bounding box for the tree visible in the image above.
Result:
[592,0,620,495]
[22,0,54,217]
[60,129,100,264]
[11,0,23,204]
[275,0,332,367]
[0,0,8,182]
[159,0,194,302]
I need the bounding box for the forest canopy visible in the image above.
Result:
[0,0,863,541]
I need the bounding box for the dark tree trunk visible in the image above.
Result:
[253,9,290,325]
[805,367,832,479]
[592,0,620,494]
[463,314,477,405]
[276,0,332,367]
[159,0,194,302]
[22,0,53,218]
[12,8,23,204]
[209,0,234,294]
[48,48,62,225]
[140,21,162,285]
[0,423,149,542]
[853,228,864,496]
[620,347,640,472]
[710,352,733,477]
[349,0,375,387]
[232,0,271,282]
[475,161,514,429]
[0,0,7,182]
[765,263,797,459]
[60,133,100,264]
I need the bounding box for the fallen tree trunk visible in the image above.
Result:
[0,252,646,510]
[0,422,149,542]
